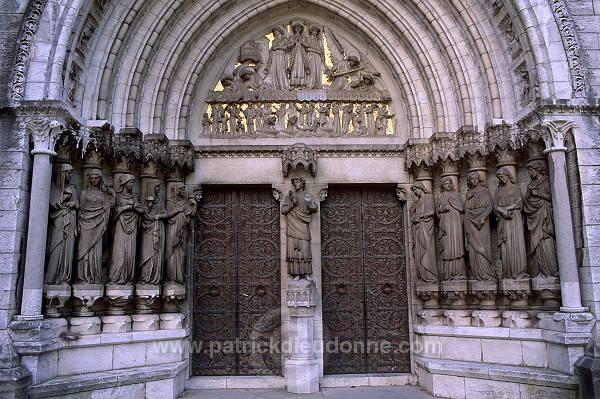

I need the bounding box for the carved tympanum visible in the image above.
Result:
[495,167,527,279]
[410,182,437,282]
[524,160,558,277]
[282,177,318,279]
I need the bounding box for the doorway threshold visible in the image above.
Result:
[320,373,414,388]
[185,376,286,390]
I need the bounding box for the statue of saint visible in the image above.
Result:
[464,172,495,280]
[139,183,170,285]
[45,164,78,285]
[495,167,528,279]
[109,174,144,285]
[266,25,290,90]
[410,182,438,282]
[523,160,558,277]
[282,177,318,280]
[306,25,325,89]
[288,21,309,88]
[165,183,198,284]
[436,177,466,280]
[76,170,115,284]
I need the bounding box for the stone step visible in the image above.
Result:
[28,361,187,399]
[320,373,414,388]
[185,376,286,390]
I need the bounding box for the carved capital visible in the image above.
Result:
[167,140,195,177]
[467,153,487,172]
[282,143,317,177]
[79,121,113,167]
[395,185,407,202]
[486,123,522,153]
[431,132,458,164]
[142,134,169,176]
[494,147,517,168]
[405,138,433,169]
[525,140,546,163]
[113,128,143,172]
[23,117,64,155]
[441,160,459,177]
[542,120,576,153]
[458,127,487,158]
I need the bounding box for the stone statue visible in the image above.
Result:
[523,160,558,277]
[109,174,144,285]
[495,167,528,279]
[282,177,318,280]
[410,182,437,282]
[436,177,466,280]
[464,172,495,280]
[139,182,170,285]
[76,170,115,284]
[45,164,79,285]
[289,21,309,88]
[165,183,198,284]
[267,25,289,90]
[306,25,325,89]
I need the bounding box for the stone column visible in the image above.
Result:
[541,120,585,313]
[286,279,319,394]
[18,118,62,319]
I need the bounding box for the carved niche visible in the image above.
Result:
[203,21,396,138]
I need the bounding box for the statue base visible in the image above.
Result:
[69,316,102,335]
[286,357,320,394]
[162,282,186,313]
[416,309,445,326]
[131,314,160,331]
[499,278,531,310]
[502,310,534,328]
[472,310,502,327]
[134,284,161,314]
[71,284,104,316]
[105,285,134,315]
[286,279,317,308]
[440,279,468,309]
[415,281,440,309]
[468,279,498,310]
[42,284,72,317]
[101,315,132,333]
[443,309,472,326]
[531,276,561,310]
[160,313,185,330]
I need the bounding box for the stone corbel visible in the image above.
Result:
[142,134,170,178]
[486,122,522,154]
[282,143,317,177]
[404,138,433,170]
[112,128,143,173]
[431,132,458,165]
[167,139,194,181]
[458,126,487,159]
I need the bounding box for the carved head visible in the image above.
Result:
[347,55,360,68]
[88,169,103,189]
[221,74,234,87]
[117,174,135,193]
[59,163,74,183]
[291,177,306,191]
[291,21,304,34]
[308,25,321,36]
[441,177,454,192]
[527,159,547,178]
[467,172,484,188]
[272,25,286,37]
[411,181,429,197]
[496,166,516,185]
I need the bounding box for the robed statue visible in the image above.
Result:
[436,177,466,280]
[282,177,318,280]
[288,21,309,88]
[495,167,527,279]
[410,182,438,282]
[76,170,115,284]
[266,25,290,90]
[139,182,171,285]
[165,183,198,284]
[109,174,145,285]
[523,160,558,277]
[45,164,79,285]
[464,172,495,280]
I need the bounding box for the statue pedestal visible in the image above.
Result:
[440,279,468,309]
[417,309,445,326]
[415,281,440,309]
[135,284,161,314]
[499,278,531,310]
[103,285,134,333]
[472,310,502,327]
[42,284,72,317]
[468,279,498,310]
[70,284,104,335]
[443,309,471,326]
[531,276,561,311]
[162,282,185,313]
[160,313,185,330]
[285,279,319,394]
[132,314,160,331]
[502,310,534,328]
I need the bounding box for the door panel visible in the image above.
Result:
[193,186,281,376]
[321,186,409,374]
